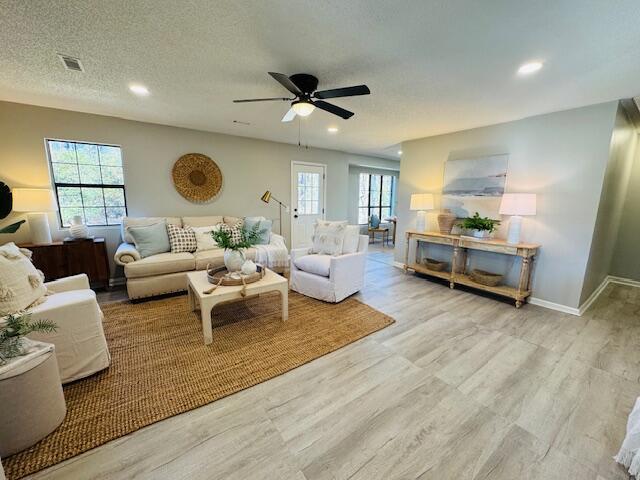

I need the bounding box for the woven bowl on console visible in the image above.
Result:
[470,269,503,287]
[172,153,223,203]
[424,257,448,272]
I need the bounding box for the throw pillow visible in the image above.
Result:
[126,222,171,258]
[342,225,360,254]
[311,220,347,256]
[193,225,222,252]
[0,243,47,315]
[243,217,272,245]
[218,220,243,245]
[166,223,197,253]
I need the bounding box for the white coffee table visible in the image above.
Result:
[186,268,289,345]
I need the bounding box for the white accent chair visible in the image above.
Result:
[26,274,111,384]
[290,235,368,302]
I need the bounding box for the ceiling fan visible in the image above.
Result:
[233,72,370,122]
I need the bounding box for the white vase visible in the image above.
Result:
[224,249,245,272]
[241,259,257,275]
[471,229,491,239]
[69,215,89,239]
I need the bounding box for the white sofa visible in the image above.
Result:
[26,274,111,384]
[114,216,288,300]
[290,235,368,302]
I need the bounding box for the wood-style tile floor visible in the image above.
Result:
[27,244,638,479]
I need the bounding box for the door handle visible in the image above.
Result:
[294,214,299,218]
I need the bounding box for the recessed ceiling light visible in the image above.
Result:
[129,84,150,96]
[398,150,403,155]
[327,127,339,133]
[517,62,543,75]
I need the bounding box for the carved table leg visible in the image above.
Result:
[450,246,460,289]
[516,255,532,308]
[403,233,410,272]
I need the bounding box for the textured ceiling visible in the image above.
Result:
[1,0,640,159]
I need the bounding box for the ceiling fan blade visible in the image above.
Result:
[314,85,370,99]
[268,72,302,96]
[233,97,291,103]
[314,100,354,119]
[282,108,296,122]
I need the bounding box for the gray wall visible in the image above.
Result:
[396,101,619,309]
[581,104,638,302]
[0,101,386,281]
[611,132,640,280]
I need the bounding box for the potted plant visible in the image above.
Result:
[459,212,500,239]
[0,313,57,365]
[0,181,25,234]
[211,222,265,272]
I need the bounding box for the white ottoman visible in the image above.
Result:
[0,340,66,457]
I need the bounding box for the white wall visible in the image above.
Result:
[0,101,386,280]
[396,101,618,309]
[581,104,638,302]
[611,132,640,281]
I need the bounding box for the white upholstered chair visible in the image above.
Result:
[290,235,368,303]
[26,274,111,383]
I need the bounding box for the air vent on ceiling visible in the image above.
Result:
[58,54,83,72]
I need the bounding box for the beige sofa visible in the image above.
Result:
[114,216,288,300]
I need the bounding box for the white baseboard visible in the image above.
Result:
[577,276,610,316]
[392,261,405,269]
[529,297,581,316]
[109,277,126,287]
[607,275,640,288]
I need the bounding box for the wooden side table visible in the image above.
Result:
[19,237,110,289]
[368,227,390,247]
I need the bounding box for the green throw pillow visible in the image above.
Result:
[127,222,171,258]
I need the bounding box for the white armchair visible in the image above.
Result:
[290,235,368,302]
[26,274,111,383]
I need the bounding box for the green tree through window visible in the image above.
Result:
[46,140,127,227]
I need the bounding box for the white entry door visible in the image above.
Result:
[291,162,326,248]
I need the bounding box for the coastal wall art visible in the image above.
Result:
[442,154,508,219]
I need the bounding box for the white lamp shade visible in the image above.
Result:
[499,193,536,216]
[410,193,434,211]
[11,188,57,212]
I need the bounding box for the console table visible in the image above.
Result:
[403,230,540,308]
[18,237,110,289]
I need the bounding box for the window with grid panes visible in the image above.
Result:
[46,139,127,227]
[358,173,395,224]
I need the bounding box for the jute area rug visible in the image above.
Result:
[5,291,394,479]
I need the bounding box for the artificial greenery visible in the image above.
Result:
[0,313,57,365]
[0,181,25,234]
[459,212,501,233]
[210,222,266,251]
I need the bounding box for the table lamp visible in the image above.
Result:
[410,193,434,232]
[499,193,536,244]
[12,188,57,244]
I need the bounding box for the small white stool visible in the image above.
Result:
[0,340,66,457]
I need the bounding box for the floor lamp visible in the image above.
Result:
[260,190,288,235]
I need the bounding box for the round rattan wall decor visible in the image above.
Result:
[172,153,223,203]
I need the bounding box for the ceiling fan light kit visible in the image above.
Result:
[233,72,370,122]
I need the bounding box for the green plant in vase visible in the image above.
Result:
[211,222,265,272]
[459,212,500,239]
[0,181,25,234]
[0,313,57,365]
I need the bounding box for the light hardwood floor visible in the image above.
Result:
[26,244,638,480]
